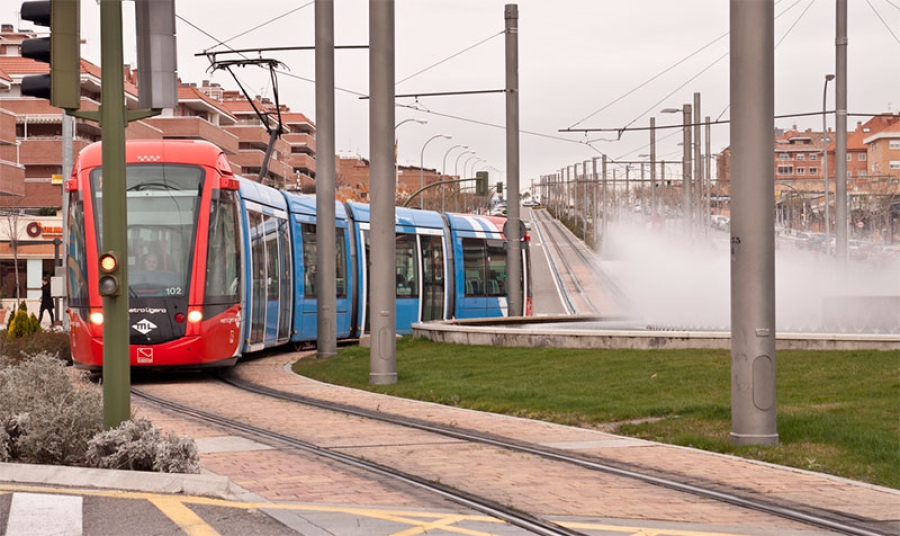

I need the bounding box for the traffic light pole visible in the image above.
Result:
[98,0,130,430]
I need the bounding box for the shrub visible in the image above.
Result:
[86,418,200,474]
[0,353,199,474]
[5,302,40,342]
[0,353,103,465]
[0,329,72,366]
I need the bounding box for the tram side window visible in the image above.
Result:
[395,234,418,297]
[302,224,316,297]
[486,240,507,296]
[462,238,487,296]
[462,238,507,297]
[66,196,90,307]
[301,223,347,299]
[205,190,240,303]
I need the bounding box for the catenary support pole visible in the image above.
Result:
[729,0,778,446]
[505,4,522,316]
[315,0,337,358]
[682,103,692,236]
[834,0,848,264]
[369,0,397,384]
[693,92,702,233]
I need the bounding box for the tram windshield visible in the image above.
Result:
[90,164,203,297]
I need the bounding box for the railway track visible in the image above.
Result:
[132,367,893,536]
[528,209,628,315]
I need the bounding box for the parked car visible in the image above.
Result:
[869,245,900,268]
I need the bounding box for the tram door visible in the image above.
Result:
[247,209,292,350]
[420,234,445,322]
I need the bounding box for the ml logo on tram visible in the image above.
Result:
[132,319,157,335]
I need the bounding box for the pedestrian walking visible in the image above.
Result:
[39,276,54,325]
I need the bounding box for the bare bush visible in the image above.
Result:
[0,353,103,465]
[0,354,199,474]
[86,418,200,474]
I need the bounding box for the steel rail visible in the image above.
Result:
[131,387,588,536]
[221,374,891,536]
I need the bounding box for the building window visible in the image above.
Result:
[809,167,818,175]
[857,170,866,177]
[858,153,866,161]
[890,161,900,170]
[797,168,806,175]
[796,153,805,161]
[889,140,900,150]
[777,165,793,175]
[778,153,790,161]
[847,154,852,161]
[809,153,818,161]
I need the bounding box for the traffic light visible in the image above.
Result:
[98,252,121,296]
[475,171,488,196]
[496,182,503,196]
[19,0,81,110]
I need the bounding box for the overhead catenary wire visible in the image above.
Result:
[865,0,900,44]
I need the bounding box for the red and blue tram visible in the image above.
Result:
[66,139,532,370]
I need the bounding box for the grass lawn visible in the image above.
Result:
[292,338,899,489]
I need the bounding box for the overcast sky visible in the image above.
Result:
[8,0,899,193]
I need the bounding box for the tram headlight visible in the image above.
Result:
[187,310,203,323]
[89,311,104,325]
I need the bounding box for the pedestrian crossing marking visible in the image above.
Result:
[5,492,82,536]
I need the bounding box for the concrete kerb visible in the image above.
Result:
[0,462,235,499]
[412,315,900,351]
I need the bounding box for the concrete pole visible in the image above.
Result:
[591,157,599,243]
[505,6,523,317]
[601,155,608,243]
[682,103,693,236]
[705,115,712,229]
[834,0,848,263]
[823,74,834,245]
[99,0,130,428]
[650,117,657,217]
[729,0,778,446]
[315,0,337,358]
[660,160,666,222]
[368,0,397,384]
[582,160,589,238]
[693,92,703,231]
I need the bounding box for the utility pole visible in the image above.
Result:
[315,0,337,358]
[682,103,693,236]
[505,4,523,316]
[729,0,778,446]
[368,0,397,384]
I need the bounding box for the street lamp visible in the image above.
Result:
[822,73,835,246]
[454,150,475,177]
[453,150,475,212]
[441,145,468,212]
[420,134,451,209]
[395,119,426,186]
[396,118,426,129]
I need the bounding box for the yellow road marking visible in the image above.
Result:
[148,497,222,536]
[0,484,754,536]
[383,513,497,536]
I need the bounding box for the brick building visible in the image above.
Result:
[716,113,900,235]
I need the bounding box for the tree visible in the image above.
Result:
[1,207,26,302]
